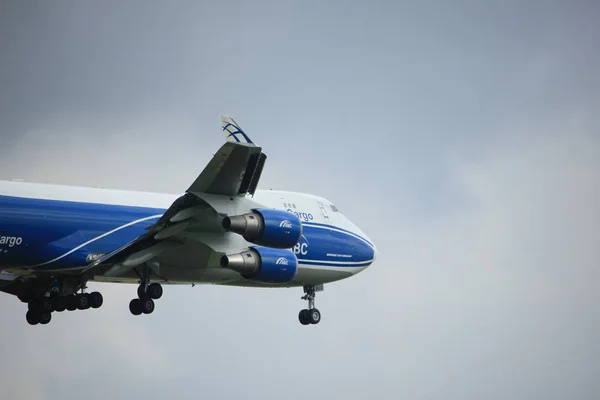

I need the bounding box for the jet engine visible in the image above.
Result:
[222,208,302,249]
[220,246,297,283]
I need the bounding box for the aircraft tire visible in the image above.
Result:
[76,294,90,310]
[129,298,143,315]
[309,309,321,325]
[89,292,103,309]
[26,310,40,325]
[66,295,78,311]
[141,298,155,314]
[147,283,163,300]
[39,311,52,325]
[54,297,67,312]
[298,309,311,325]
[137,284,146,299]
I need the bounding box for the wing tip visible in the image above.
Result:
[220,115,254,145]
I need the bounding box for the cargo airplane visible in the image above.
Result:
[0,116,377,326]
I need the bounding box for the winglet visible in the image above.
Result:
[220,115,255,145]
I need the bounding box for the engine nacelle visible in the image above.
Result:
[222,208,302,249]
[220,246,298,283]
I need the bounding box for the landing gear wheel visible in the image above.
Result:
[66,295,77,311]
[141,298,155,314]
[89,292,103,309]
[26,310,39,325]
[298,309,311,325]
[129,298,143,316]
[54,297,67,312]
[132,264,159,315]
[28,298,52,312]
[39,311,52,325]
[38,298,53,313]
[137,284,146,299]
[308,309,321,324]
[76,293,90,310]
[147,283,163,300]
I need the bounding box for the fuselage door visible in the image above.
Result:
[317,202,330,220]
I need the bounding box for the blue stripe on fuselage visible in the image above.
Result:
[0,195,165,269]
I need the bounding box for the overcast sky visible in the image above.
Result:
[1,1,600,399]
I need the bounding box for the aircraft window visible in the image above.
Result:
[330,205,340,212]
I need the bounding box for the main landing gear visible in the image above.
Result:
[129,266,163,316]
[298,285,322,326]
[26,291,104,326]
[129,283,163,315]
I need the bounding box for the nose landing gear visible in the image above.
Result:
[298,285,323,325]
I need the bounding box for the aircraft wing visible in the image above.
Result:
[188,115,266,196]
[81,115,267,277]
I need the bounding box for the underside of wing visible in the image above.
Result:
[82,193,215,278]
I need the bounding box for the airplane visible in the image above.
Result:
[0,116,377,326]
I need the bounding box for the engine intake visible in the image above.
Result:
[222,208,302,249]
[220,246,297,283]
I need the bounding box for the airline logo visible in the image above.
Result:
[86,253,105,263]
[276,257,289,266]
[279,220,293,229]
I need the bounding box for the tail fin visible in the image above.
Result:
[220,115,254,145]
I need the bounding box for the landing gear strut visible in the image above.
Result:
[129,265,163,316]
[298,285,322,325]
